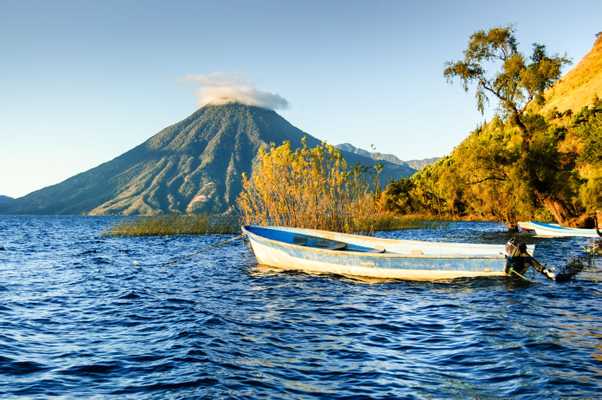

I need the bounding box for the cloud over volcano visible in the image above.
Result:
[185,73,289,110]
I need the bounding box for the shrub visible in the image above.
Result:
[237,140,402,233]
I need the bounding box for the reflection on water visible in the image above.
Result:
[0,216,600,398]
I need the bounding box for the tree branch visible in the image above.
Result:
[519,92,534,115]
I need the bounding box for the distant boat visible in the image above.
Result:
[518,221,600,238]
[242,225,534,281]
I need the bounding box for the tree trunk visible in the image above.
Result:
[542,197,574,225]
[512,113,528,135]
[511,113,531,153]
[565,213,595,228]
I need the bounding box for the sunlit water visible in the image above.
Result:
[0,216,600,399]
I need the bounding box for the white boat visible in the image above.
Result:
[518,221,600,238]
[242,225,535,281]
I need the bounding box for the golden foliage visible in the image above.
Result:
[384,100,602,225]
[237,140,408,233]
[540,35,602,114]
[401,28,601,226]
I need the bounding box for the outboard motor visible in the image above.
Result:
[506,237,565,281]
[505,237,530,276]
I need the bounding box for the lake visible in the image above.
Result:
[0,216,600,398]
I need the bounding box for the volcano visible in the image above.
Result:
[2,103,414,215]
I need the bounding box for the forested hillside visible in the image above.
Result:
[383,28,601,226]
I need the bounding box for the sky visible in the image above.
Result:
[1,0,601,198]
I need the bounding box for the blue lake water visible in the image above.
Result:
[0,216,600,399]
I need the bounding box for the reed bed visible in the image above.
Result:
[353,213,427,232]
[105,214,238,237]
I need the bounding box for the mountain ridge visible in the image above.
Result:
[336,143,439,170]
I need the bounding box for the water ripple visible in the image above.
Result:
[0,216,600,398]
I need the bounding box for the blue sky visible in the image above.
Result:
[1,0,601,197]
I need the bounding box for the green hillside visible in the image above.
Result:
[1,104,413,215]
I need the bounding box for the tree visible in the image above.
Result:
[444,26,577,224]
[444,26,570,140]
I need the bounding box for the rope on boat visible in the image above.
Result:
[507,267,533,283]
[132,234,244,267]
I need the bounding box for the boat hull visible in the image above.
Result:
[518,221,599,238]
[244,226,516,281]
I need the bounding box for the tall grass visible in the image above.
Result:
[105,214,238,237]
[237,140,415,233]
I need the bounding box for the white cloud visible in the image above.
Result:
[184,73,289,110]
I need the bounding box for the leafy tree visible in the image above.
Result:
[443,26,579,223]
[444,26,569,138]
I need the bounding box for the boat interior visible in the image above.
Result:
[243,225,514,258]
